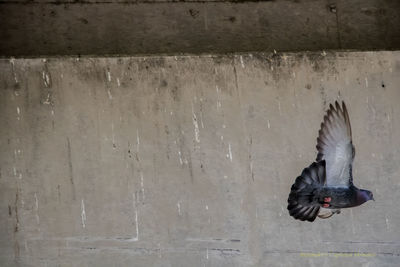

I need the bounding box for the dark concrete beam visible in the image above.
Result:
[0,0,399,56]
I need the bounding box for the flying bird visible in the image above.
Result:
[287,101,374,222]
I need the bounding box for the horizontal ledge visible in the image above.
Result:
[1,1,399,56]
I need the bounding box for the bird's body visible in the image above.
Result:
[297,184,368,209]
[287,101,374,222]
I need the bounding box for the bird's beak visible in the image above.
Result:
[372,196,375,201]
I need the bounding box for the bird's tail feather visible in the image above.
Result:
[287,161,326,222]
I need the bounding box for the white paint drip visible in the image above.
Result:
[42,72,51,88]
[177,202,182,216]
[136,129,140,152]
[385,216,390,230]
[81,199,86,228]
[43,93,51,105]
[321,50,327,56]
[205,205,209,210]
[178,151,183,165]
[267,120,270,129]
[131,193,139,241]
[107,90,113,100]
[192,103,201,143]
[134,209,139,241]
[10,58,18,83]
[106,70,112,82]
[200,111,205,129]
[116,78,121,87]
[140,172,145,201]
[228,143,233,162]
[365,77,368,87]
[34,193,40,225]
[240,56,245,68]
[206,248,209,259]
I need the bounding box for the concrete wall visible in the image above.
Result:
[0,51,400,266]
[1,0,400,56]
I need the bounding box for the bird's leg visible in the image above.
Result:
[318,211,334,219]
[318,209,340,219]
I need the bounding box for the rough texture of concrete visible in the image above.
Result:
[1,0,400,56]
[0,51,400,266]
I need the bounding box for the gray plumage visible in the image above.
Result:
[288,101,374,222]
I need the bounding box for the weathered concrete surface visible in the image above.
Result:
[0,51,400,266]
[1,0,400,56]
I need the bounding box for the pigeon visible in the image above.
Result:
[287,101,374,222]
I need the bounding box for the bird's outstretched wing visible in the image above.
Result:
[316,101,354,187]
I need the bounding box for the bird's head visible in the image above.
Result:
[357,189,374,204]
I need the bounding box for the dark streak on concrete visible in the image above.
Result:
[13,189,20,262]
[319,86,327,109]
[187,152,194,183]
[14,191,19,233]
[66,137,76,200]
[57,184,61,202]
[249,136,254,181]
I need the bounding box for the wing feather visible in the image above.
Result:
[316,101,354,187]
